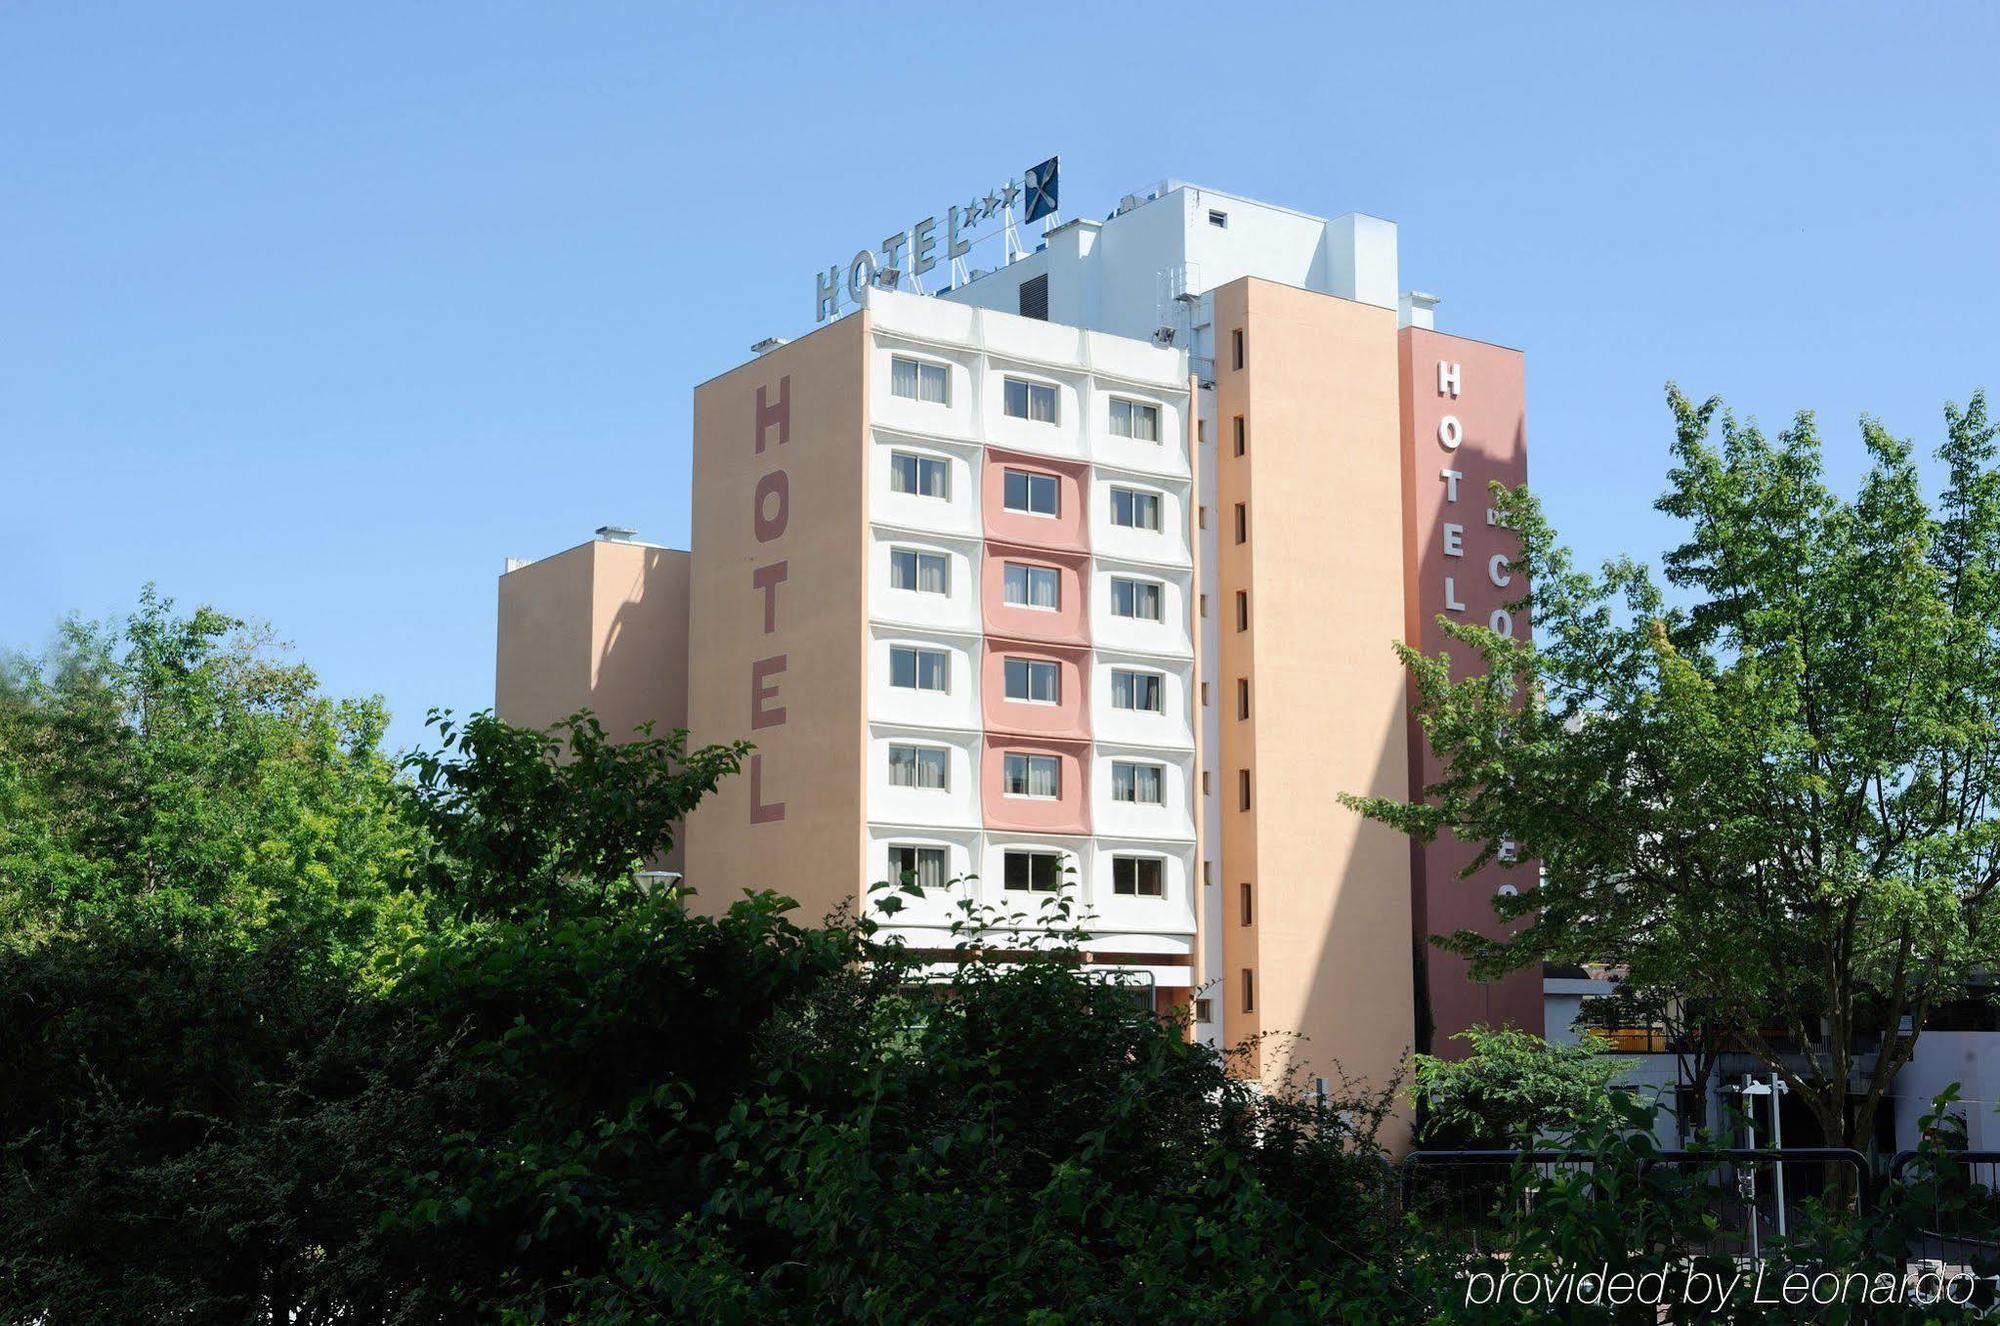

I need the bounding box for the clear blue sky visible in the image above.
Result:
[4,4,1995,752]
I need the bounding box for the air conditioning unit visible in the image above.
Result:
[1152,327,1176,346]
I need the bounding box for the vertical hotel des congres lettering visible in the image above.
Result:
[495,169,1540,1118]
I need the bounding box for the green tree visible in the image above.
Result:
[1410,1025,1629,1147]
[0,587,415,967]
[1348,388,2000,1154]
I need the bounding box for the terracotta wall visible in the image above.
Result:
[1212,277,1416,1145]
[1397,327,1541,1052]
[684,315,871,923]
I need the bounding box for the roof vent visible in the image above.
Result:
[750,336,789,355]
[596,525,638,542]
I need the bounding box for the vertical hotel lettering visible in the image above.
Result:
[749,376,790,824]
[1433,359,1513,637]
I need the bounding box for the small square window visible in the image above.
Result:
[891,356,951,405]
[1193,997,1214,1023]
[1003,468,1060,517]
[1111,761,1164,805]
[888,645,950,693]
[1003,562,1061,610]
[1109,397,1161,442]
[1110,668,1162,713]
[890,451,950,499]
[891,548,951,595]
[1003,656,1061,704]
[1004,849,1062,892]
[888,844,948,890]
[1004,377,1059,424]
[1003,751,1062,798]
[1111,577,1163,622]
[1111,487,1161,531]
[1112,856,1164,896]
[1208,209,1229,229]
[887,744,949,790]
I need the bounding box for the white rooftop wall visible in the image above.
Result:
[940,182,1398,343]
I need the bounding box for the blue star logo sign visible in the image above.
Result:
[1023,157,1059,222]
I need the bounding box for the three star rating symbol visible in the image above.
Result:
[960,180,1026,228]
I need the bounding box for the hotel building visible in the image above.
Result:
[495,176,1539,1120]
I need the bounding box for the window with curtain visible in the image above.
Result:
[890,451,950,499]
[889,645,949,692]
[890,548,950,595]
[1003,468,1060,516]
[1110,669,1163,712]
[1003,850,1061,892]
[1109,398,1161,442]
[1003,377,1058,424]
[1113,857,1164,897]
[1111,488,1161,530]
[888,744,949,790]
[890,356,950,404]
[1112,761,1164,805]
[1002,562,1060,610]
[1003,752,1061,798]
[1003,657,1060,704]
[888,844,947,890]
[1111,577,1163,621]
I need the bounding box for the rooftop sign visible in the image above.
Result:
[813,156,1057,323]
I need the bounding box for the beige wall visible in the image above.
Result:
[684,314,870,924]
[1212,278,1416,1145]
[496,537,693,870]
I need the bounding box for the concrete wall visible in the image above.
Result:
[684,314,871,924]
[1211,277,1416,1143]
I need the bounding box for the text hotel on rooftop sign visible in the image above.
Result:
[814,157,1058,323]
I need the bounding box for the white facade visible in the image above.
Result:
[860,290,1200,992]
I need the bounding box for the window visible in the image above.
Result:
[1197,506,1207,529]
[1113,856,1164,897]
[1234,502,1248,544]
[1202,861,1212,887]
[1203,772,1211,796]
[1233,416,1246,456]
[1238,769,1252,810]
[1003,377,1059,424]
[1241,968,1255,1012]
[1109,398,1161,442]
[1236,678,1250,720]
[1240,882,1254,926]
[1199,593,1208,617]
[1197,420,1208,445]
[1110,668,1162,713]
[1002,562,1061,610]
[1231,329,1245,371]
[1111,487,1161,531]
[1200,681,1209,707]
[1235,591,1249,632]
[1208,209,1229,229]
[1003,752,1061,798]
[890,451,950,499]
[1004,849,1061,891]
[888,744,949,790]
[1112,761,1164,805]
[1110,577,1163,621]
[890,548,950,595]
[890,356,950,404]
[1193,997,1214,1023]
[888,844,948,890]
[1003,468,1060,516]
[1003,657,1060,704]
[889,645,949,693]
